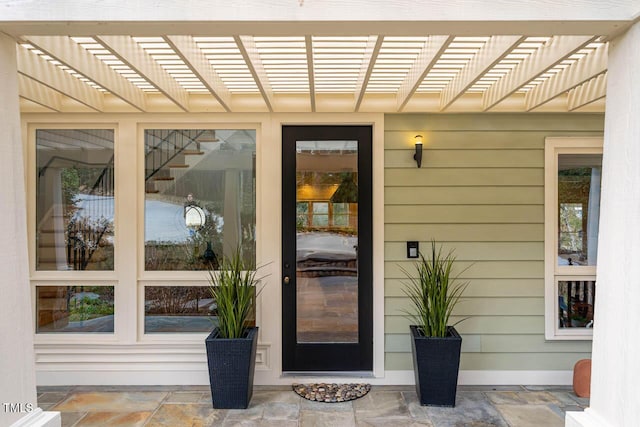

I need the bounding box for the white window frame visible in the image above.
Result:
[28,124,119,344]
[544,137,603,340]
[137,123,261,341]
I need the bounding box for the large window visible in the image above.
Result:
[31,126,259,337]
[545,138,602,339]
[142,128,256,334]
[35,129,115,271]
[144,129,256,271]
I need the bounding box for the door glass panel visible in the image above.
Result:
[296,140,358,343]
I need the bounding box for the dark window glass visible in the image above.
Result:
[36,286,114,333]
[144,286,216,333]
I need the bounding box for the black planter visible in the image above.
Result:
[410,325,462,407]
[205,326,259,409]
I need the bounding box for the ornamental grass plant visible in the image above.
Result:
[401,241,469,338]
[208,249,263,339]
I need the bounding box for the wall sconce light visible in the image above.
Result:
[414,135,423,168]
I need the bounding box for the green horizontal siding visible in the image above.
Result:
[385,149,544,168]
[385,261,544,279]
[385,315,545,335]
[385,242,543,261]
[385,205,543,224]
[386,131,546,149]
[385,278,544,297]
[384,186,544,205]
[386,297,544,316]
[383,113,603,372]
[386,334,592,353]
[385,168,543,187]
[384,223,544,242]
[384,113,607,132]
[385,352,593,371]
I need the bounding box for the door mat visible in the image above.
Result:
[292,383,371,403]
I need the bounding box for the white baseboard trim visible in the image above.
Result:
[37,370,211,386]
[566,409,614,427]
[37,369,573,386]
[9,409,60,427]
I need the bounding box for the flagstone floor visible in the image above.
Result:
[38,384,589,427]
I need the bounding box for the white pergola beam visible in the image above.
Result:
[234,35,274,112]
[1,2,635,27]
[568,72,607,111]
[95,35,189,112]
[354,35,383,112]
[23,35,146,111]
[16,46,104,111]
[482,35,595,111]
[305,35,316,112]
[164,35,232,112]
[525,43,607,110]
[18,74,62,112]
[397,35,453,111]
[440,35,524,111]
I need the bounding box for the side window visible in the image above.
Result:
[545,138,602,340]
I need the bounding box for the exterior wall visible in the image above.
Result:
[21,110,609,385]
[23,112,386,386]
[384,113,603,375]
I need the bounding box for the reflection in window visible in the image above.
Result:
[36,286,114,333]
[144,286,216,333]
[558,280,595,329]
[557,155,602,266]
[36,130,115,271]
[312,202,329,226]
[296,202,309,228]
[333,203,349,227]
[144,130,256,271]
[295,140,359,343]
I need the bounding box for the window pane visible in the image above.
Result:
[558,280,595,329]
[296,202,309,228]
[36,130,115,271]
[311,202,328,227]
[144,130,256,270]
[557,154,602,266]
[144,286,216,333]
[332,202,349,227]
[36,286,114,333]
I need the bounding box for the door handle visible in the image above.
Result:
[283,275,290,285]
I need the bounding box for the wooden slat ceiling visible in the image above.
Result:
[16,34,608,113]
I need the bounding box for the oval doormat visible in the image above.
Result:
[292,383,371,403]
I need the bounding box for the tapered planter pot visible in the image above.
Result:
[410,325,462,407]
[205,326,259,409]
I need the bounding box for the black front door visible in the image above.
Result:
[282,125,373,372]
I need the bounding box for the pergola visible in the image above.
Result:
[1,1,639,426]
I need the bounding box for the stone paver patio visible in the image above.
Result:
[38,385,589,427]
